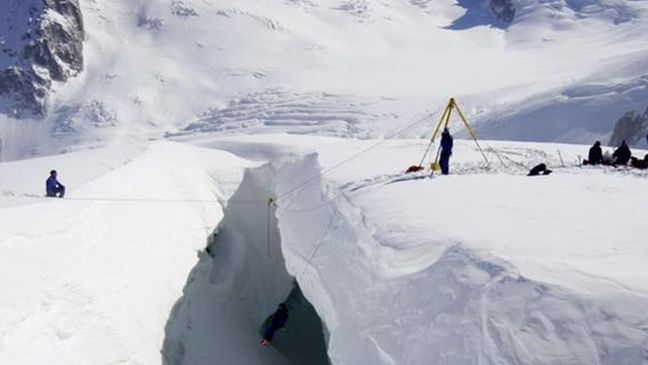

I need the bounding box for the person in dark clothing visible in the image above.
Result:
[586,141,603,165]
[612,140,631,165]
[439,128,453,175]
[527,163,552,176]
[46,170,65,198]
[260,303,289,346]
[630,154,648,169]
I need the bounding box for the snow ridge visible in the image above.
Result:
[164,151,648,364]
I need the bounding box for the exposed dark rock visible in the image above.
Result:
[137,15,164,31]
[609,107,648,147]
[489,0,516,23]
[446,0,516,30]
[0,0,85,118]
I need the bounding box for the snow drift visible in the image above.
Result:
[0,141,257,364]
[162,151,648,364]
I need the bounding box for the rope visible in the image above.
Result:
[296,210,338,282]
[3,108,443,211]
[276,193,341,214]
[276,108,443,202]
[0,194,267,205]
[497,151,529,170]
[267,200,272,257]
[485,146,507,167]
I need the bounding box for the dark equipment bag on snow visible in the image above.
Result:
[527,163,552,176]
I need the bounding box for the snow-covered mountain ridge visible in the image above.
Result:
[1,0,648,160]
[2,3,648,363]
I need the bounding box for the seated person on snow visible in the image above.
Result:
[585,141,603,165]
[46,170,65,198]
[612,140,631,166]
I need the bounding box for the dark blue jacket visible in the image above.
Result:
[613,143,631,165]
[588,143,602,164]
[440,131,453,157]
[270,306,289,328]
[46,176,63,195]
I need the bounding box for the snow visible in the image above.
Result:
[1,133,648,364]
[3,0,648,159]
[2,0,648,363]
[0,142,254,364]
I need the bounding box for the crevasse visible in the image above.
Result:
[163,153,648,365]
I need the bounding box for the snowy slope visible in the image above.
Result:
[0,142,254,364]
[161,134,648,364]
[2,0,648,159]
[1,135,647,364]
[2,0,648,363]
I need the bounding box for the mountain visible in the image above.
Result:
[0,0,647,160]
[609,106,648,147]
[0,0,84,118]
[2,2,648,364]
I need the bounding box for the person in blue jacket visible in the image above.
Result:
[259,303,289,346]
[46,170,65,198]
[439,128,453,175]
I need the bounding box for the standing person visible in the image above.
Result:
[612,140,631,165]
[439,128,453,175]
[587,141,603,165]
[46,170,65,198]
[259,303,289,346]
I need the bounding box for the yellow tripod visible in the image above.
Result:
[418,98,489,170]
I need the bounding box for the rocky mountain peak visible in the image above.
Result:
[609,106,648,147]
[0,0,84,118]
[489,0,516,23]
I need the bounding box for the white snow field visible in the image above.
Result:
[2,0,648,160]
[1,133,647,364]
[2,0,648,363]
[0,141,255,364]
[162,134,648,365]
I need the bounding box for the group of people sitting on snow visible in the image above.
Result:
[583,140,648,169]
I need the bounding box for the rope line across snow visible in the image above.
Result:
[276,108,444,202]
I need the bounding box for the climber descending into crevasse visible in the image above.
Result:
[259,303,289,346]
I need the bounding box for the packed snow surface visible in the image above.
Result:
[0,142,254,364]
[3,133,646,364]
